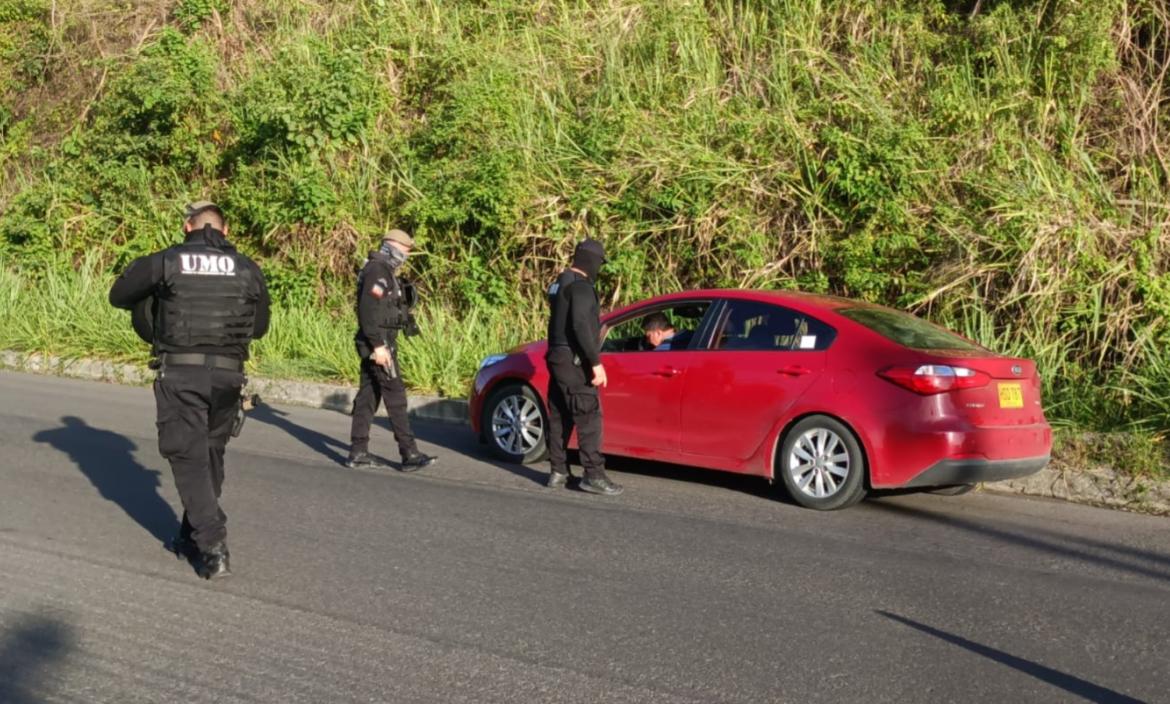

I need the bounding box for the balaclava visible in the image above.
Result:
[571,238,606,280]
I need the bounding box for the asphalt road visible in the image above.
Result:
[1,370,1167,704]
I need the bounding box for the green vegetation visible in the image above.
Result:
[0,263,540,396]
[1,1,1168,474]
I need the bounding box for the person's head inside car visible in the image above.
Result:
[642,312,677,350]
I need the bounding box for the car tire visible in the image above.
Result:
[927,483,977,496]
[483,383,549,465]
[776,415,867,511]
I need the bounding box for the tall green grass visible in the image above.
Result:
[0,262,539,396]
[0,263,146,362]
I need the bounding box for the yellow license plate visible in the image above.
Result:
[998,382,1024,409]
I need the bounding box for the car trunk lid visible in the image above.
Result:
[926,353,1044,426]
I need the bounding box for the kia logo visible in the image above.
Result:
[1011,365,1022,376]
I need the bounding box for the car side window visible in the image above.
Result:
[712,301,836,351]
[601,302,711,353]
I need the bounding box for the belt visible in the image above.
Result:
[159,353,243,372]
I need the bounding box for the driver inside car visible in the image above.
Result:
[641,312,692,351]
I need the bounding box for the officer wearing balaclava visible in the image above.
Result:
[109,201,271,580]
[544,238,623,495]
[347,228,437,471]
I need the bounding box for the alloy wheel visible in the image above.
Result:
[490,393,545,457]
[787,428,851,499]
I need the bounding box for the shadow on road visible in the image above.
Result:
[410,418,802,501]
[240,397,811,502]
[250,404,350,466]
[32,416,178,547]
[877,610,1143,704]
[865,499,1170,583]
[602,453,790,502]
[409,419,550,487]
[0,611,73,704]
[404,411,791,498]
[1026,522,1170,571]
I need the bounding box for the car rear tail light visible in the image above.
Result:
[878,365,990,395]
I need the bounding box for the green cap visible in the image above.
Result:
[384,228,414,247]
[184,201,223,220]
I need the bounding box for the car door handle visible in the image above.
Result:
[777,365,811,377]
[652,366,681,378]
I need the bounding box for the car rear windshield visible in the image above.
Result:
[838,308,985,352]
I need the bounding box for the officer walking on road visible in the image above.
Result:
[545,239,622,496]
[109,202,270,579]
[346,229,437,472]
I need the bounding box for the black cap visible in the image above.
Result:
[574,238,606,262]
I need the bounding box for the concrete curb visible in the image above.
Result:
[982,464,1170,517]
[0,350,469,425]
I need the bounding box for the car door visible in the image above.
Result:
[599,301,717,456]
[679,299,836,467]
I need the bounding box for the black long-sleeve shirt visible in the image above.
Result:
[109,230,270,358]
[547,269,602,367]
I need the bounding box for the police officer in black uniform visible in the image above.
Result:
[109,202,270,579]
[545,239,622,496]
[346,229,437,471]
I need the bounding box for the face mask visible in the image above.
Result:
[571,239,606,280]
[572,249,604,280]
[380,241,409,269]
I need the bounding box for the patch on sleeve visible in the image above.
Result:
[370,277,389,299]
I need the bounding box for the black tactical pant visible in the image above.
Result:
[545,346,607,481]
[153,364,243,552]
[350,352,418,459]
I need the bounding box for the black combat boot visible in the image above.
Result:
[199,543,231,580]
[579,476,623,496]
[399,452,437,472]
[345,451,384,469]
[168,532,198,561]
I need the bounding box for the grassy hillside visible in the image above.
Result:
[1,1,1168,467]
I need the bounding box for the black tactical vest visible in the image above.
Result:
[354,256,407,330]
[156,243,257,349]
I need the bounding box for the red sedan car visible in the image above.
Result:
[470,290,1051,510]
